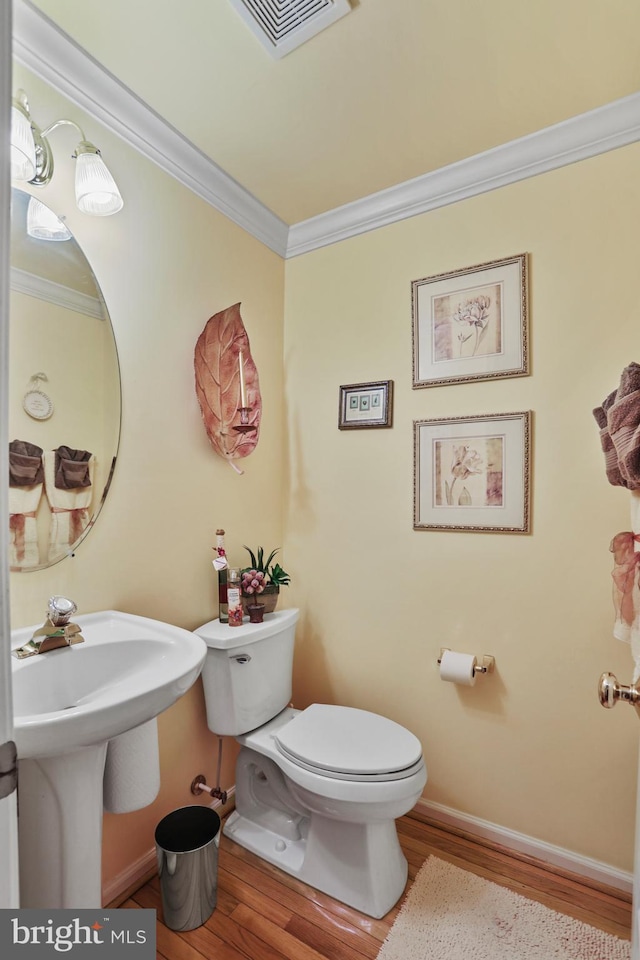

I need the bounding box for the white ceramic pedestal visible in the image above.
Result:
[18,743,107,908]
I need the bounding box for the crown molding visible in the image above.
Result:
[287,91,640,257]
[12,0,289,258]
[10,266,104,319]
[12,1,640,262]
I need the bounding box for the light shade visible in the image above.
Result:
[11,104,36,181]
[27,196,72,242]
[74,143,124,216]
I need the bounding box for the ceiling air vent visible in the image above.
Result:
[228,0,351,59]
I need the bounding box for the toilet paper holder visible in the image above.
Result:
[438,648,495,676]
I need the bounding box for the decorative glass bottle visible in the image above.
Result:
[214,528,228,623]
[227,567,243,627]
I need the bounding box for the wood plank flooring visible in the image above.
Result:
[119,811,632,959]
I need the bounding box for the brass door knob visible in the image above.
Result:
[598,672,640,711]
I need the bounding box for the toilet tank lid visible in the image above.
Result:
[275,703,423,776]
[195,608,299,650]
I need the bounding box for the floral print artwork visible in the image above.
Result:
[432,282,503,362]
[434,436,504,507]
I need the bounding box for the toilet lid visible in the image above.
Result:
[275,704,423,779]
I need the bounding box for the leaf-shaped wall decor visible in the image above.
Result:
[194,303,261,463]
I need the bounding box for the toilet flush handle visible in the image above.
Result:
[230,653,251,664]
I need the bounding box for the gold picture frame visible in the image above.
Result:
[414,411,531,533]
[412,253,528,388]
[339,380,393,429]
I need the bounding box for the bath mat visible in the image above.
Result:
[377,857,630,960]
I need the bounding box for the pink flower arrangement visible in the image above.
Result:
[241,569,266,598]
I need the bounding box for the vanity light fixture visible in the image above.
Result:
[11,89,124,217]
[26,196,72,242]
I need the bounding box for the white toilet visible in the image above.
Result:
[196,608,427,918]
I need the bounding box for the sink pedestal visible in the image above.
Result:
[18,744,107,908]
[12,610,207,909]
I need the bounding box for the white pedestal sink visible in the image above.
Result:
[11,610,207,909]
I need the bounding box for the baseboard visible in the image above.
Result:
[102,787,236,907]
[104,789,632,905]
[413,798,633,896]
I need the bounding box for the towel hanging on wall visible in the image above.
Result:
[594,362,640,489]
[594,362,640,680]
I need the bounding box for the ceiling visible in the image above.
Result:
[22,0,640,226]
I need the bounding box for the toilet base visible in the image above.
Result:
[226,716,424,918]
[223,804,408,918]
[224,809,306,875]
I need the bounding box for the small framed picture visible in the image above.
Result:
[412,253,528,388]
[414,411,531,533]
[339,380,393,429]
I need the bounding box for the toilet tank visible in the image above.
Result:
[196,608,299,736]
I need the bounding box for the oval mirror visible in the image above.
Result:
[9,188,121,571]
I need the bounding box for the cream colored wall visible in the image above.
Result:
[283,142,640,872]
[10,59,640,898]
[10,67,286,894]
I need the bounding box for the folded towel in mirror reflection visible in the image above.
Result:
[8,440,44,568]
[44,448,95,562]
[54,445,93,490]
[9,439,44,486]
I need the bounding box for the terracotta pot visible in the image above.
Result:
[247,603,265,623]
[242,583,279,615]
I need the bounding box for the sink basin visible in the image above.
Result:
[12,610,207,759]
[13,609,208,909]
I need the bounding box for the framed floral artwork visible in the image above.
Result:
[411,254,528,387]
[413,411,531,533]
[338,380,393,429]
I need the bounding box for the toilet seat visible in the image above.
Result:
[275,703,423,782]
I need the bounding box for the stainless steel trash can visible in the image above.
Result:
[155,805,220,931]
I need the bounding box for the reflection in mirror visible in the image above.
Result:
[9,188,121,571]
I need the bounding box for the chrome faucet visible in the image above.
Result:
[13,596,85,659]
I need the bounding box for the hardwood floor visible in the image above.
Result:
[120,812,632,959]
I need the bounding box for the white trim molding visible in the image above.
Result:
[287,91,640,257]
[12,0,289,258]
[414,798,633,896]
[103,790,632,905]
[102,845,157,909]
[12,0,640,260]
[10,266,105,319]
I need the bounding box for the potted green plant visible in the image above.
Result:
[241,546,290,614]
